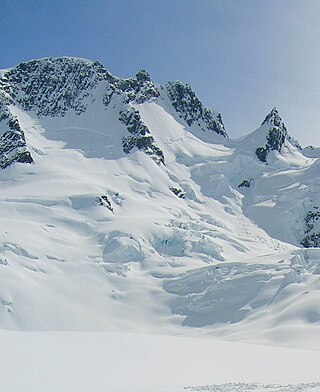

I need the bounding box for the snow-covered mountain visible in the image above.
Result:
[1,57,320,349]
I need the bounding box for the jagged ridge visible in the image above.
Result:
[0,57,229,169]
[0,58,161,118]
[166,80,227,137]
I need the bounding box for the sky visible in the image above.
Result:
[1,0,320,146]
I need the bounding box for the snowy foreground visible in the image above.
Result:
[1,331,320,392]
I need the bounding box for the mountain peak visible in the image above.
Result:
[0,56,115,117]
[255,107,301,162]
[261,107,281,127]
[135,69,151,83]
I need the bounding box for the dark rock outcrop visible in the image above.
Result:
[301,207,320,248]
[166,81,227,137]
[256,108,301,163]
[169,187,185,199]
[238,179,253,188]
[116,70,160,104]
[0,103,33,169]
[0,58,160,118]
[1,58,114,116]
[119,107,164,165]
[96,194,114,213]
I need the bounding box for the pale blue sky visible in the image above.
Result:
[1,0,320,146]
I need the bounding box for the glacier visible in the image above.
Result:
[1,56,320,391]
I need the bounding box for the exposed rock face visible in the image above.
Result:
[119,107,164,164]
[0,103,33,169]
[1,58,113,117]
[103,69,160,107]
[256,108,301,162]
[166,81,227,137]
[301,207,320,248]
[116,70,160,104]
[0,58,160,118]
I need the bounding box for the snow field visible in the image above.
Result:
[0,331,320,392]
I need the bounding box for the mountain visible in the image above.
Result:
[0,57,320,349]
[254,107,301,162]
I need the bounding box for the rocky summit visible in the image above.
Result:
[0,57,320,349]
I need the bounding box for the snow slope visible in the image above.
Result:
[1,331,320,392]
[0,57,320,354]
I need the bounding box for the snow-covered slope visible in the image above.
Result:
[1,57,320,350]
